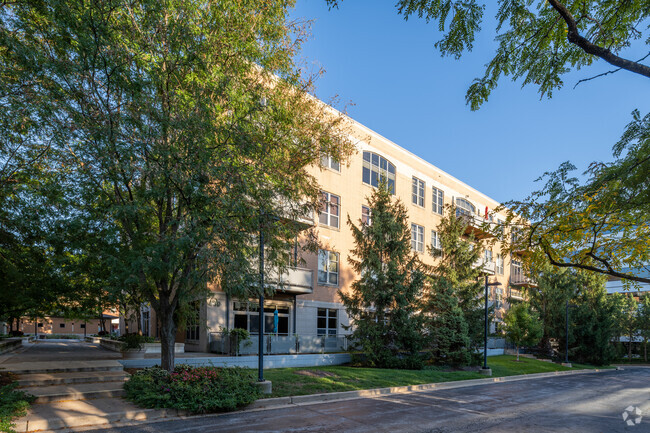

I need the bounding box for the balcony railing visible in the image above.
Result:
[456,212,496,240]
[509,272,537,288]
[474,259,496,275]
[210,332,350,355]
[269,267,314,295]
[509,288,525,300]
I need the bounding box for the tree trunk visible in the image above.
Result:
[516,344,520,361]
[644,340,647,363]
[628,331,633,360]
[159,307,177,372]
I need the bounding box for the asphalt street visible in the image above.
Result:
[81,367,650,433]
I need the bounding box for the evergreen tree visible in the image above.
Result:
[428,204,486,357]
[426,277,471,366]
[503,302,543,361]
[637,295,650,363]
[340,184,425,369]
[570,284,618,366]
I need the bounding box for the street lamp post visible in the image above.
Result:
[481,276,502,376]
[256,207,272,394]
[563,299,574,367]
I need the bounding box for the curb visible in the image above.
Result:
[249,367,612,408]
[54,367,615,432]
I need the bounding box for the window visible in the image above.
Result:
[485,249,493,263]
[362,151,396,194]
[432,187,444,215]
[142,310,150,337]
[318,250,339,286]
[431,230,440,250]
[317,308,338,336]
[496,254,504,274]
[60,323,65,328]
[361,205,371,225]
[233,301,290,335]
[186,301,200,341]
[455,198,475,217]
[512,258,523,279]
[319,191,340,228]
[411,223,424,253]
[320,154,340,172]
[412,177,425,207]
[38,323,44,328]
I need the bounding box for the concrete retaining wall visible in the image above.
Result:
[120,352,352,369]
[0,338,22,354]
[98,338,184,354]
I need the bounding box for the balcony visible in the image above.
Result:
[509,288,525,301]
[474,259,496,275]
[509,273,537,288]
[456,213,495,240]
[269,267,314,295]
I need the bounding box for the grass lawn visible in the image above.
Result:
[263,355,606,398]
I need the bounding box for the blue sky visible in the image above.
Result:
[290,1,650,203]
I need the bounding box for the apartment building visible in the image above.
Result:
[153,113,535,353]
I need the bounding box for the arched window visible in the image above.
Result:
[362,151,396,194]
[455,198,475,217]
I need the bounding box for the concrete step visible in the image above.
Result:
[13,397,185,432]
[16,370,130,387]
[22,381,126,403]
[2,360,123,375]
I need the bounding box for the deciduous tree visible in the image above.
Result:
[2,0,352,370]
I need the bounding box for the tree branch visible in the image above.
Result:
[548,0,650,78]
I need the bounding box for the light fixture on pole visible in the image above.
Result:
[481,276,502,376]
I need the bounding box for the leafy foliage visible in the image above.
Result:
[525,263,606,357]
[503,302,543,361]
[394,1,650,109]
[0,383,35,433]
[124,365,260,413]
[1,0,353,371]
[503,115,650,285]
[570,285,618,366]
[340,184,426,369]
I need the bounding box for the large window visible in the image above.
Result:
[412,177,425,207]
[320,154,340,172]
[319,191,340,228]
[318,250,339,286]
[411,223,424,253]
[233,301,290,335]
[362,151,396,194]
[317,308,338,336]
[186,301,200,341]
[361,205,371,225]
[432,187,444,215]
[455,198,475,217]
[485,249,493,263]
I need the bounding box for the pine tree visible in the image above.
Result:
[427,205,486,358]
[426,277,471,365]
[340,184,425,369]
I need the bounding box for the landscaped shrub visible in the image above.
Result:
[42,334,81,340]
[118,334,156,350]
[0,382,35,433]
[124,365,260,413]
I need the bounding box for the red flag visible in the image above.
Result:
[485,206,488,219]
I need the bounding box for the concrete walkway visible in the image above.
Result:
[1,341,182,432]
